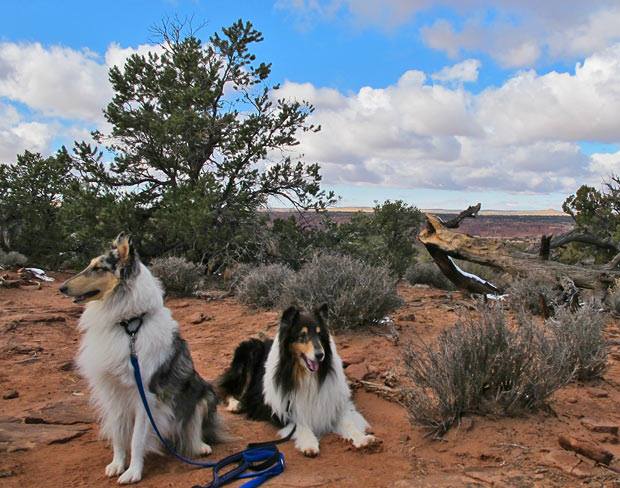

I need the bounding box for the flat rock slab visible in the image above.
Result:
[580,418,619,436]
[25,400,94,425]
[542,448,596,478]
[0,421,89,452]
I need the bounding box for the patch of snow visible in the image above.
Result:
[486,294,508,301]
[24,268,55,282]
[447,257,490,286]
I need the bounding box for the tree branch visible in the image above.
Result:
[441,203,481,229]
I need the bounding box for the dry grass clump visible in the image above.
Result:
[608,282,620,315]
[281,252,402,331]
[507,274,559,315]
[403,303,572,435]
[549,302,608,381]
[405,261,455,290]
[150,256,206,296]
[235,263,295,309]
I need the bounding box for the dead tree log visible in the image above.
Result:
[418,212,620,296]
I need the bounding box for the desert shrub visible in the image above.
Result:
[548,303,608,381]
[0,250,28,268]
[507,274,559,315]
[405,261,455,290]
[149,256,206,296]
[235,264,295,309]
[280,252,402,330]
[222,262,254,291]
[608,283,620,315]
[403,304,571,435]
[335,201,422,277]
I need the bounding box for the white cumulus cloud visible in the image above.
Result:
[0,41,161,163]
[281,0,620,68]
[276,43,620,194]
[432,59,481,83]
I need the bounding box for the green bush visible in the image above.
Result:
[405,261,454,290]
[149,256,206,296]
[280,252,402,330]
[403,304,572,435]
[335,201,422,277]
[235,264,295,309]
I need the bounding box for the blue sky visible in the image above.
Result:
[1,0,620,209]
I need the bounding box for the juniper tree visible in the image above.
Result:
[0,149,75,263]
[74,19,336,265]
[74,19,334,210]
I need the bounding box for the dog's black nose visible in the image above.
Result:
[315,351,325,362]
[59,285,68,294]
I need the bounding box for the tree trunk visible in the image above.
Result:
[418,213,620,295]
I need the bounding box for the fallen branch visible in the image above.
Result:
[358,380,403,403]
[550,229,619,254]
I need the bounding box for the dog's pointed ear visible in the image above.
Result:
[280,306,300,330]
[113,232,134,264]
[315,303,329,322]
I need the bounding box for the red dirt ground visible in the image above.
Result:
[2,276,620,487]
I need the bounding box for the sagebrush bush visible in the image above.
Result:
[403,304,572,435]
[405,261,454,290]
[235,264,295,309]
[280,252,402,330]
[608,283,620,315]
[508,274,559,315]
[548,303,608,381]
[223,262,254,291]
[149,256,205,296]
[0,250,28,268]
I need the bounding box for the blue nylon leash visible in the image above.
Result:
[123,318,287,488]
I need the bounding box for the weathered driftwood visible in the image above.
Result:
[418,210,620,295]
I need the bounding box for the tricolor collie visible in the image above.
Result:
[60,234,221,484]
[219,304,376,457]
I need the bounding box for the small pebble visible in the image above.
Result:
[3,390,19,400]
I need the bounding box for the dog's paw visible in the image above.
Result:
[198,442,212,456]
[117,466,142,484]
[105,460,126,478]
[353,435,382,453]
[353,434,376,448]
[225,397,241,413]
[301,446,320,457]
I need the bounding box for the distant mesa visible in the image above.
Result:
[266,207,566,217]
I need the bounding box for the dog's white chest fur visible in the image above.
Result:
[263,336,352,436]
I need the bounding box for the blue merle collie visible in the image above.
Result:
[59,233,222,483]
[219,304,375,457]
